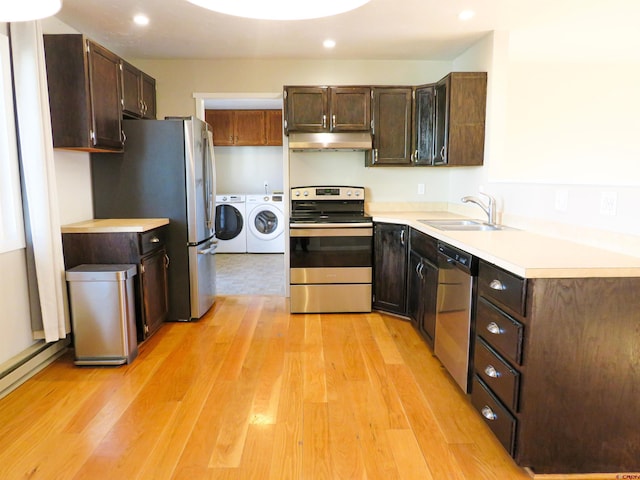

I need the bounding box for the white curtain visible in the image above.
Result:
[10,21,69,342]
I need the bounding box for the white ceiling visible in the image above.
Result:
[52,0,640,61]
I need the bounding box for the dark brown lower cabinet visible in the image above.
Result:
[472,259,640,474]
[373,223,408,315]
[62,226,169,341]
[406,228,438,347]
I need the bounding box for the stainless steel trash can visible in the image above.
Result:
[66,264,138,366]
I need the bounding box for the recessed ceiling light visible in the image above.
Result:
[323,39,336,49]
[186,0,371,20]
[133,14,150,26]
[458,10,475,21]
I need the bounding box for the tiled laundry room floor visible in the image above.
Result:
[215,253,285,296]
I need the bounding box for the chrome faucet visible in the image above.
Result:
[461,192,497,226]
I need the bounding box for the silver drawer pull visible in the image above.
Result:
[489,279,506,290]
[484,365,500,378]
[149,236,160,243]
[486,322,503,335]
[481,406,497,421]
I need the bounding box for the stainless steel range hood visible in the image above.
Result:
[288,132,372,151]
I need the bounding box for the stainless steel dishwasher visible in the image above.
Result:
[434,241,476,392]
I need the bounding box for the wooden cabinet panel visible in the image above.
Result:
[373,222,408,315]
[122,60,157,120]
[206,109,281,146]
[329,87,371,131]
[234,110,266,145]
[284,86,370,134]
[433,72,487,166]
[407,228,438,347]
[412,85,436,165]
[284,86,328,132]
[478,260,527,316]
[140,72,156,119]
[44,34,123,152]
[369,87,412,165]
[206,110,234,145]
[140,249,169,338]
[265,110,283,145]
[61,226,169,342]
[471,376,517,455]
[86,41,123,151]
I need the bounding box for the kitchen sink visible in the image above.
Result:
[418,219,516,231]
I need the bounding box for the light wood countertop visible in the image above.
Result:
[61,218,170,234]
[370,210,640,279]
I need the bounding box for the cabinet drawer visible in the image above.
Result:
[478,261,526,316]
[476,297,524,365]
[409,228,438,262]
[471,376,517,456]
[475,337,520,411]
[139,228,166,255]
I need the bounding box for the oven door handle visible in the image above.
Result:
[290,227,373,237]
[290,222,373,229]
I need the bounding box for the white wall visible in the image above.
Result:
[53,150,93,224]
[215,146,284,194]
[448,30,640,254]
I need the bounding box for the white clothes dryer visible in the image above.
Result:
[215,194,246,253]
[245,194,285,253]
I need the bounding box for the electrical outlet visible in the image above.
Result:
[417,183,425,195]
[599,191,617,216]
[554,189,569,212]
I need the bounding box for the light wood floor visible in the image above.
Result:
[0,295,533,480]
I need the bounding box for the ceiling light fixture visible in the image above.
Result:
[458,9,475,21]
[0,0,61,22]
[186,0,371,20]
[323,39,336,49]
[133,14,150,26]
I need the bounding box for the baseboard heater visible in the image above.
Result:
[0,338,70,399]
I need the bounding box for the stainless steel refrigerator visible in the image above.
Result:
[91,117,216,321]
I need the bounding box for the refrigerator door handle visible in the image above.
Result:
[203,129,215,232]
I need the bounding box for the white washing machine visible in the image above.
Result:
[245,194,285,253]
[215,194,246,253]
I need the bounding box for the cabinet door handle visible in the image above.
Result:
[489,279,506,291]
[322,114,327,129]
[481,406,497,421]
[484,365,500,378]
[486,322,503,335]
[332,114,336,129]
[440,145,446,161]
[400,229,405,246]
[164,254,170,268]
[121,130,126,145]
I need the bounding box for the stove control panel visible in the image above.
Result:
[291,186,365,201]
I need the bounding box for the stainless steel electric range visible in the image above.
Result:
[289,186,373,313]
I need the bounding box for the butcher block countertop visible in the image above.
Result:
[370,210,640,279]
[61,218,170,234]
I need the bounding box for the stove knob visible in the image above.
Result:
[346,190,352,196]
[303,190,309,196]
[354,191,360,197]
[294,191,300,197]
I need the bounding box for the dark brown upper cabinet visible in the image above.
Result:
[412,85,436,165]
[367,87,412,166]
[283,86,370,134]
[121,60,156,120]
[433,72,487,166]
[44,34,124,152]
